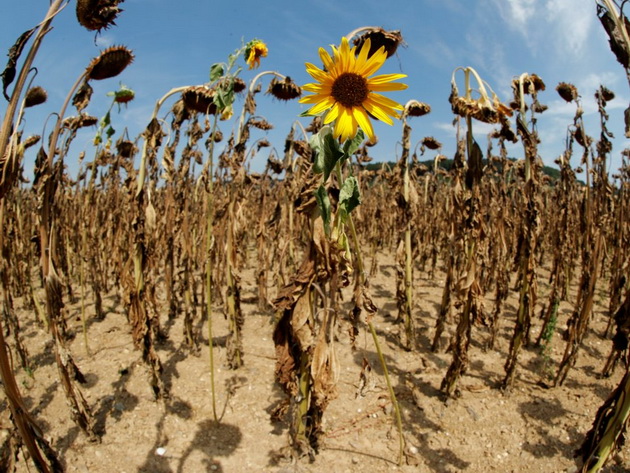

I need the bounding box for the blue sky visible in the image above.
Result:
[3,0,629,178]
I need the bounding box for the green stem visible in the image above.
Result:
[338,163,405,465]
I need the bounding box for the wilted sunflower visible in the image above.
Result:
[300,37,407,142]
[245,39,268,69]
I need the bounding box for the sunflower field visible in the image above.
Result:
[1,1,630,472]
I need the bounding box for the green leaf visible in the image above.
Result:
[311,126,343,181]
[343,128,365,157]
[338,176,361,223]
[209,63,225,82]
[213,86,235,110]
[100,111,111,128]
[314,185,331,236]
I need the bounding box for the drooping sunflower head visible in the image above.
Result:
[245,39,268,69]
[300,37,407,142]
[76,0,124,33]
[85,45,134,81]
[24,86,48,108]
[352,28,405,59]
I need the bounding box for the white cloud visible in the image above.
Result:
[492,0,538,35]
[546,0,594,56]
[95,34,114,48]
[577,71,621,93]
[506,0,537,28]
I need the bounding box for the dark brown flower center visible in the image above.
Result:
[331,72,369,108]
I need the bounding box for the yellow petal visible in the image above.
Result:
[299,93,328,104]
[305,63,331,84]
[323,102,341,124]
[306,96,335,115]
[302,83,331,93]
[358,47,387,77]
[353,106,375,141]
[354,38,371,73]
[368,82,408,92]
[318,47,335,73]
[368,92,405,111]
[368,73,408,84]
[363,97,395,125]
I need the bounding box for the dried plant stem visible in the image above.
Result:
[205,115,219,422]
[579,367,630,472]
[441,114,482,398]
[403,167,414,350]
[79,227,90,356]
[432,249,454,351]
[0,200,61,472]
[225,198,244,369]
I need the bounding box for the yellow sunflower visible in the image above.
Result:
[300,37,407,142]
[245,39,268,69]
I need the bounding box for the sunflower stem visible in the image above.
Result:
[336,159,405,466]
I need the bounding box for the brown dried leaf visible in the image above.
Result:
[290,290,314,350]
[2,27,35,100]
[356,357,376,398]
[311,314,339,409]
[72,81,93,113]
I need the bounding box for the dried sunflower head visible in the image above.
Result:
[450,66,512,124]
[267,76,301,101]
[511,73,545,96]
[116,139,135,158]
[76,0,124,33]
[181,86,218,115]
[23,135,41,149]
[403,100,431,118]
[556,82,579,103]
[62,114,99,129]
[86,45,134,81]
[421,136,442,150]
[597,86,616,103]
[352,27,404,58]
[268,156,284,173]
[24,86,47,107]
[250,118,273,130]
[211,130,223,143]
[232,77,247,93]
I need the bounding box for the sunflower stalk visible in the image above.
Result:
[441,65,507,397]
[396,118,415,351]
[205,114,219,421]
[578,290,630,472]
[503,73,544,391]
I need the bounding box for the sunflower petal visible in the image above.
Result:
[355,38,371,73]
[353,106,375,141]
[363,97,395,125]
[305,63,331,83]
[307,96,335,115]
[358,47,387,77]
[369,82,409,92]
[318,47,335,73]
[368,73,408,84]
[323,102,341,124]
[369,92,405,111]
[302,83,331,93]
